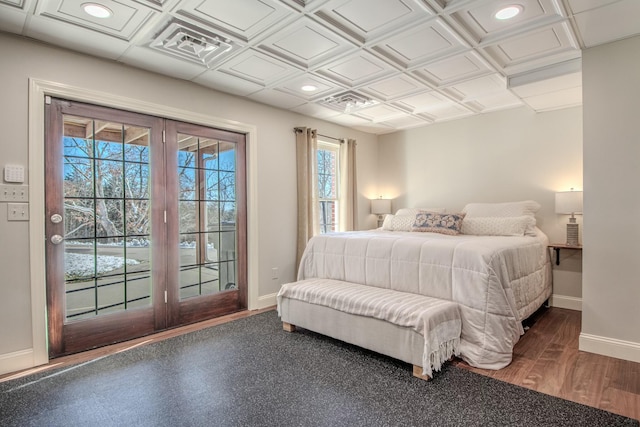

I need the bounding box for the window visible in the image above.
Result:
[317,141,340,234]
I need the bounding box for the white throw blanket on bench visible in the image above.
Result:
[277,278,461,377]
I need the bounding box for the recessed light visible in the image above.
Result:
[494,5,522,20]
[301,85,318,92]
[82,3,113,19]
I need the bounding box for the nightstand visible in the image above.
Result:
[548,243,582,265]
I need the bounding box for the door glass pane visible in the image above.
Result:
[62,115,152,321]
[177,133,238,300]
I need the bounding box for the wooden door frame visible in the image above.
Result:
[45,99,167,357]
[26,79,261,370]
[165,120,248,327]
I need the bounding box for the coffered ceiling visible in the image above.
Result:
[1,0,639,134]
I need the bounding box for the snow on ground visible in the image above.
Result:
[65,253,140,277]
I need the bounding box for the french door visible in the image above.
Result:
[45,99,246,358]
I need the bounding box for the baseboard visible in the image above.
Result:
[0,348,35,376]
[550,294,582,311]
[256,292,277,310]
[580,333,640,363]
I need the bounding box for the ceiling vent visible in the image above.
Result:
[150,21,236,68]
[320,91,378,113]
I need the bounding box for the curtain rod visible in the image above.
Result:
[318,133,343,142]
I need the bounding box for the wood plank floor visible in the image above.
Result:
[452,307,640,421]
[2,306,639,421]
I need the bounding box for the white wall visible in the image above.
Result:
[0,33,379,372]
[378,106,584,306]
[378,106,583,242]
[581,34,640,362]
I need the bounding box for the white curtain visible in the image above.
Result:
[339,138,358,232]
[295,127,319,268]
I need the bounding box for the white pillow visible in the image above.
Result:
[462,200,540,218]
[461,216,536,237]
[395,207,446,216]
[381,214,416,231]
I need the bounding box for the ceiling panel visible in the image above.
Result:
[411,51,494,87]
[450,0,565,44]
[36,0,157,41]
[370,18,468,69]
[326,113,373,127]
[462,90,523,113]
[314,51,398,87]
[0,0,24,7]
[393,90,472,120]
[354,104,407,122]
[272,73,346,101]
[519,86,582,111]
[482,22,580,74]
[443,73,507,101]
[566,0,619,14]
[174,0,296,43]
[194,69,265,96]
[24,15,132,59]
[290,103,343,119]
[572,0,640,48]
[379,114,431,129]
[0,3,28,33]
[3,0,639,134]
[119,45,208,80]
[257,16,357,69]
[314,0,434,44]
[359,74,426,101]
[215,49,301,87]
[248,88,307,109]
[352,123,395,134]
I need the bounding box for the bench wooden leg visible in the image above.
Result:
[282,322,296,332]
[412,365,431,381]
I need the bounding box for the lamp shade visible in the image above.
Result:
[555,190,583,215]
[371,199,391,215]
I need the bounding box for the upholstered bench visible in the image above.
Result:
[276,278,462,380]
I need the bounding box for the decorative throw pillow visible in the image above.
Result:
[411,212,466,235]
[382,214,416,231]
[461,216,536,236]
[462,200,540,218]
[462,201,540,236]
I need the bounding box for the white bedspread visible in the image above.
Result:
[297,229,552,369]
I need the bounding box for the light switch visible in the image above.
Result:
[8,203,29,221]
[0,184,29,202]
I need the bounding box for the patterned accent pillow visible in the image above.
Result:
[411,212,466,235]
[461,216,536,236]
[382,214,416,231]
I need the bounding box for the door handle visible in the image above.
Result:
[50,235,64,245]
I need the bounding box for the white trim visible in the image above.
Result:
[579,333,640,363]
[0,349,36,376]
[550,294,582,311]
[28,78,260,368]
[256,292,278,310]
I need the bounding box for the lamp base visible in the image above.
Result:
[566,222,579,246]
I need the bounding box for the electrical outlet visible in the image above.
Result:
[271,267,278,280]
[0,184,29,202]
[8,203,29,221]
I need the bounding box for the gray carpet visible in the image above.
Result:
[0,311,637,427]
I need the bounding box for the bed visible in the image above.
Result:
[284,202,552,370]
